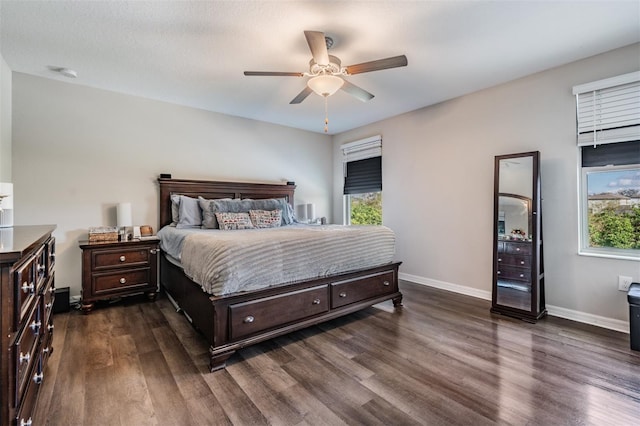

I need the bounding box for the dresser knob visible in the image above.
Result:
[21,282,35,294]
[516,248,521,251]
[383,281,390,286]
[519,274,525,278]
[339,292,347,298]
[119,255,126,262]
[29,320,41,333]
[43,346,50,354]
[48,324,55,331]
[497,258,502,262]
[520,261,525,265]
[19,352,30,364]
[150,249,158,255]
[19,417,32,426]
[45,302,53,309]
[243,315,255,324]
[37,264,46,274]
[312,298,321,305]
[33,372,43,384]
[50,252,56,259]
[497,271,501,275]
[119,278,126,284]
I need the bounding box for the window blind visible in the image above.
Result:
[344,156,382,195]
[573,71,640,146]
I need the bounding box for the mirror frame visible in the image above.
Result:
[491,151,546,322]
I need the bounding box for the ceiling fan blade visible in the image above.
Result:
[290,86,313,104]
[341,80,374,102]
[244,71,304,77]
[345,55,408,75]
[304,30,330,66]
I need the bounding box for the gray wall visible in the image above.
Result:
[0,53,10,181]
[12,74,332,298]
[333,43,640,330]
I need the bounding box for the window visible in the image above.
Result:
[573,72,640,260]
[342,136,382,225]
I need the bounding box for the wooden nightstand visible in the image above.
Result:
[79,238,159,313]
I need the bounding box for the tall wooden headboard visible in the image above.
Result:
[157,176,296,229]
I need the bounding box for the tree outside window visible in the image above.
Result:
[349,192,382,225]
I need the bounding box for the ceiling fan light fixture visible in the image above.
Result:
[307,75,344,97]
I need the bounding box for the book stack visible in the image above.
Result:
[88,226,118,242]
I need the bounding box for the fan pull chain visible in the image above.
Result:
[324,95,329,133]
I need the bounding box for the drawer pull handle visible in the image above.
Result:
[43,346,50,354]
[520,261,525,265]
[383,281,390,286]
[33,371,43,384]
[339,292,347,298]
[38,264,46,273]
[19,352,30,364]
[50,253,56,259]
[498,258,502,262]
[243,315,255,324]
[497,271,501,275]
[150,249,158,255]
[312,298,321,305]
[21,282,35,294]
[20,417,33,426]
[120,278,126,284]
[48,324,55,331]
[45,302,53,309]
[519,274,525,278]
[119,255,126,262]
[49,286,56,294]
[29,320,41,333]
[516,248,521,251]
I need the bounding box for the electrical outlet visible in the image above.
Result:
[618,275,633,292]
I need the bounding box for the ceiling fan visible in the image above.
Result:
[244,30,408,105]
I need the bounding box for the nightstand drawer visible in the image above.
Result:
[93,247,151,270]
[92,267,152,295]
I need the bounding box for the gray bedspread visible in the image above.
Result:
[158,224,395,296]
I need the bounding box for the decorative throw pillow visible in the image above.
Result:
[249,209,282,228]
[247,198,294,225]
[199,197,252,229]
[215,212,255,230]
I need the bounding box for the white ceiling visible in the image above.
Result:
[1,1,639,135]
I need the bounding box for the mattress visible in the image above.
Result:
[158,224,395,296]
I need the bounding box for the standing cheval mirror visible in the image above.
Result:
[491,151,546,322]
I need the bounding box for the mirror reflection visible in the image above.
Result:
[496,156,533,311]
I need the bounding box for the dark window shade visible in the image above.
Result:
[344,156,382,195]
[582,140,640,167]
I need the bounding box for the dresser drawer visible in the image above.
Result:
[497,265,531,282]
[13,302,41,407]
[14,361,42,426]
[503,242,532,255]
[92,247,151,270]
[331,270,396,309]
[497,254,531,268]
[92,268,152,295]
[229,285,329,340]
[41,275,55,327]
[46,237,56,276]
[13,256,37,330]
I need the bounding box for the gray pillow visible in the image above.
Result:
[176,195,202,228]
[199,197,253,229]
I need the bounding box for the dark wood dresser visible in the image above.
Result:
[496,239,532,283]
[0,225,56,426]
[79,238,159,313]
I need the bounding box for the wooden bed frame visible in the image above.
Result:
[157,176,403,371]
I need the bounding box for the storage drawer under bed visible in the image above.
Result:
[330,270,396,309]
[229,285,329,340]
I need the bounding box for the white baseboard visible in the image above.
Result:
[399,272,630,334]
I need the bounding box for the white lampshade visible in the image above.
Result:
[117,202,133,227]
[306,203,316,221]
[307,75,344,97]
[0,183,14,228]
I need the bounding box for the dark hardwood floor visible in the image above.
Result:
[34,281,639,425]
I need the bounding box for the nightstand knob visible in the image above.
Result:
[243,315,255,324]
[150,249,158,255]
[119,255,126,262]
[383,281,390,286]
[339,292,347,298]
[119,278,126,284]
[19,417,32,426]
[312,298,321,305]
[19,352,30,364]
